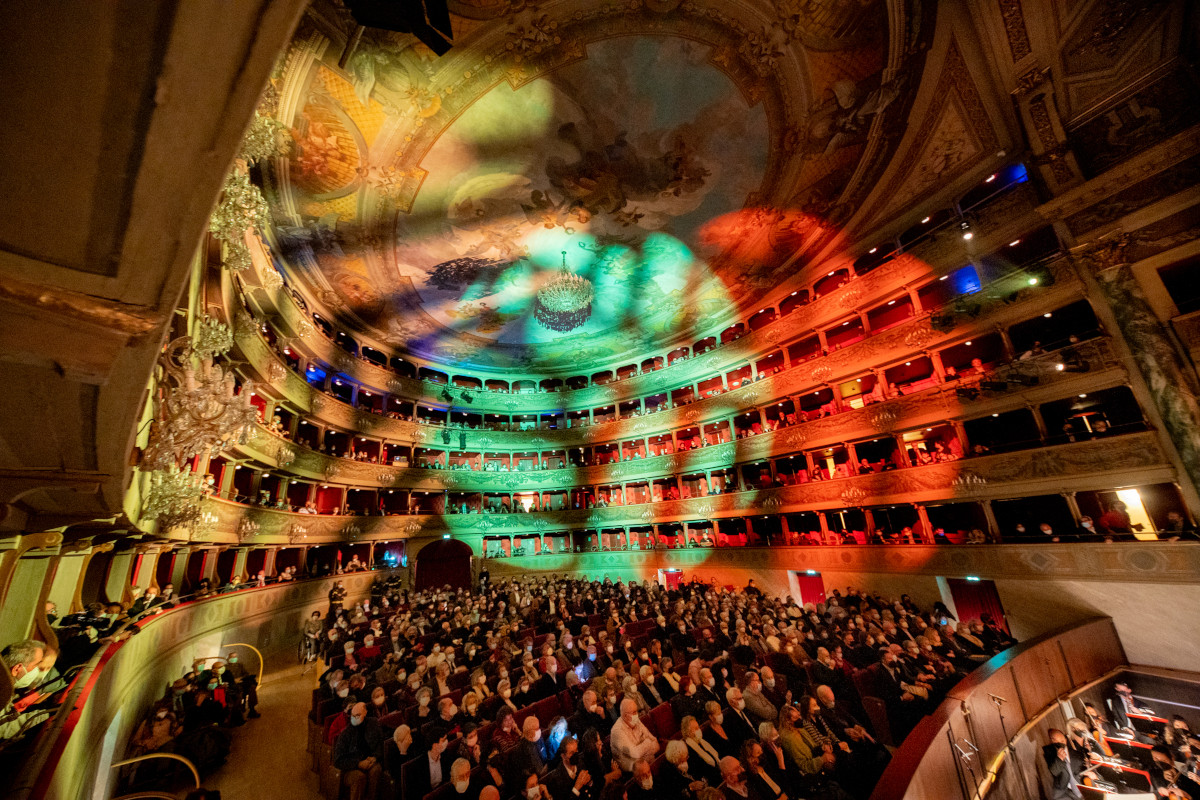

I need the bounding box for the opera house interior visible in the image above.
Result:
[3,1,1200,799]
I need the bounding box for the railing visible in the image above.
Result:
[200,429,1172,544]
[868,617,1127,800]
[7,570,397,800]
[231,255,1079,426]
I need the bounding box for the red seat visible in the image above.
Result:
[647,703,675,740]
[379,711,405,731]
[533,696,560,729]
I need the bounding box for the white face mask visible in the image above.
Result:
[690,730,702,741]
[526,788,540,800]
[338,687,350,698]
[14,666,42,690]
[455,781,469,793]
[640,779,653,790]
[735,699,746,711]
[419,696,430,706]
[764,679,775,689]
[714,713,724,725]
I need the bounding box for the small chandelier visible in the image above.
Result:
[143,464,205,533]
[534,251,594,333]
[141,317,260,472]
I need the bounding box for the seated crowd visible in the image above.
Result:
[303,573,1017,800]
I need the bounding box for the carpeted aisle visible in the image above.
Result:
[205,663,323,799]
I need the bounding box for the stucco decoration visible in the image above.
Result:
[262,0,932,374]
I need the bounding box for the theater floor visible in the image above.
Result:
[206,663,323,799]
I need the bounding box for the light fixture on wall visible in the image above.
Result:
[140,316,259,472]
[960,220,973,240]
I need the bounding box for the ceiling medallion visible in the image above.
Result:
[534,251,594,333]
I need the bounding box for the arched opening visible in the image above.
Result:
[415,538,473,591]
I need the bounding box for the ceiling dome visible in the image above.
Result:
[263,0,927,374]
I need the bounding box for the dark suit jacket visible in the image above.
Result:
[547,762,597,800]
[1106,692,1132,729]
[333,717,384,772]
[509,736,551,784]
[724,708,759,746]
[658,763,700,798]
[569,707,611,738]
[1042,743,1081,800]
[404,750,453,800]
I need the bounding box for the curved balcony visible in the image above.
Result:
[222,336,1127,499]
[235,246,931,399]
[199,430,1173,543]
[230,259,1084,453]
[12,570,393,800]
[869,617,1127,800]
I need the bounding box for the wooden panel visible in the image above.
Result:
[870,618,1129,800]
[1056,618,1124,685]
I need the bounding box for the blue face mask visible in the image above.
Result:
[350,716,363,727]
[208,683,218,691]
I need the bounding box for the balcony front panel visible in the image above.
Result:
[199,431,1173,543]
[231,259,1086,450]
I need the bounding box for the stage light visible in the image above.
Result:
[869,247,878,254]
[960,220,973,240]
[921,216,930,224]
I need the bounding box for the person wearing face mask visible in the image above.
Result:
[670,676,706,723]
[695,667,723,708]
[223,651,260,719]
[626,759,656,800]
[333,702,384,800]
[740,670,778,726]
[547,735,596,800]
[569,690,612,738]
[702,700,737,759]
[722,687,758,747]
[407,733,452,799]
[520,770,552,800]
[131,703,182,756]
[610,698,660,773]
[448,756,484,796]
[510,715,552,785]
[679,715,722,784]
[537,655,567,700]
[759,667,791,710]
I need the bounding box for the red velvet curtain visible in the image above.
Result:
[416,540,472,590]
[945,578,1010,633]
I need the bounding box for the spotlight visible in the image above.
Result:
[960,220,973,240]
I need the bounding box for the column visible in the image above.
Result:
[857,311,871,335]
[907,285,923,313]
[893,434,912,466]
[997,326,1017,361]
[914,504,934,544]
[231,548,250,584]
[167,547,192,589]
[816,329,829,353]
[1028,404,1048,441]
[0,533,62,647]
[201,547,224,583]
[262,546,279,578]
[844,442,859,471]
[980,500,1001,542]
[950,421,970,455]
[1062,492,1082,526]
[928,350,946,381]
[863,509,877,542]
[817,511,830,544]
[105,550,138,606]
[218,463,237,499]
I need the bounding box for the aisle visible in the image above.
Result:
[205,663,323,799]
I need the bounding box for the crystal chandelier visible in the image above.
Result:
[534,251,594,332]
[142,464,205,533]
[141,317,260,472]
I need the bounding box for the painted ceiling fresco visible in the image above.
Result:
[264,0,931,373]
